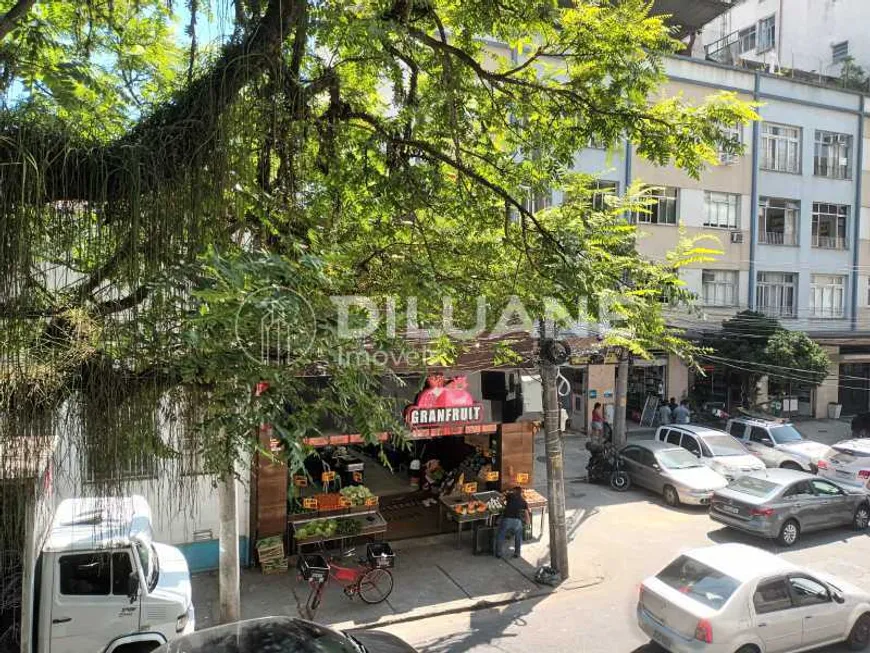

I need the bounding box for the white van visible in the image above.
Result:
[29,496,194,653]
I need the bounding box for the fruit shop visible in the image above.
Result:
[251,369,547,564]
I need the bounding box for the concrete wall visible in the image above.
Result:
[814,346,842,417]
[585,364,615,431]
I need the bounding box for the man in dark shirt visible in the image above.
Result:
[495,487,530,558]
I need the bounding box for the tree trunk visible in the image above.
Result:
[612,356,629,448]
[540,327,569,579]
[218,465,240,624]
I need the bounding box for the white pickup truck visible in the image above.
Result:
[24,495,194,653]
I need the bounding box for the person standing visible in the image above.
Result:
[495,487,531,559]
[673,400,691,424]
[658,400,672,425]
[590,402,604,444]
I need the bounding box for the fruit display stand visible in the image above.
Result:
[290,509,387,553]
[521,488,548,539]
[439,490,504,549]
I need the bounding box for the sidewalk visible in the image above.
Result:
[191,433,605,631]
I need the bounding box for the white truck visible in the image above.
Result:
[23,495,195,653]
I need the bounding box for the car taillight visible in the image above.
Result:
[694,618,713,643]
[816,460,829,470]
[858,470,870,480]
[750,507,774,517]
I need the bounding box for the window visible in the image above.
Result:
[703,192,739,228]
[719,125,742,164]
[682,435,701,457]
[810,274,846,318]
[590,180,619,212]
[634,187,678,225]
[728,422,746,437]
[656,556,740,610]
[833,41,849,64]
[758,15,776,53]
[85,447,155,482]
[749,426,771,443]
[60,553,111,596]
[588,136,606,150]
[738,25,757,54]
[730,476,779,498]
[111,552,134,596]
[812,203,849,249]
[810,479,843,497]
[759,198,799,246]
[754,579,793,614]
[815,131,852,179]
[761,123,800,173]
[665,430,681,446]
[638,449,658,468]
[789,576,831,607]
[702,270,738,307]
[621,446,641,462]
[783,481,814,498]
[756,272,797,318]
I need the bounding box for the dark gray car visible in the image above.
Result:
[709,468,870,547]
[155,616,418,653]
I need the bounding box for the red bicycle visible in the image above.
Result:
[298,543,395,618]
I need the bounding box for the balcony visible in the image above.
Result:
[812,234,848,250]
[559,0,734,39]
[759,231,798,246]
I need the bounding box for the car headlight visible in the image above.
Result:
[176,609,190,633]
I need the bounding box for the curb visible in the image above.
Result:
[328,574,605,632]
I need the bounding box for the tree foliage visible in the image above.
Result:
[0,0,756,490]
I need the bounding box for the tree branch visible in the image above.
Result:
[0,0,36,41]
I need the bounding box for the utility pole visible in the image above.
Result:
[540,323,569,579]
[218,452,240,623]
[612,355,629,448]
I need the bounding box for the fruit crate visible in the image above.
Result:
[261,557,289,575]
[297,554,330,582]
[366,542,395,569]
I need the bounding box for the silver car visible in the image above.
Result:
[619,440,729,507]
[710,468,870,546]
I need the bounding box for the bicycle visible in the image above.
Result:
[297,542,395,618]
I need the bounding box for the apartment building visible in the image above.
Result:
[703,0,870,81]
[563,55,870,419]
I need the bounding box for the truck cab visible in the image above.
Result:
[32,496,194,653]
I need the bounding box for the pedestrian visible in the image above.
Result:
[668,397,678,413]
[590,402,604,444]
[495,487,531,559]
[658,400,672,425]
[673,399,691,424]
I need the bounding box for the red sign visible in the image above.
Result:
[404,375,483,427]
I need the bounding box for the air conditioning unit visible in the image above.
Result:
[730,231,744,244]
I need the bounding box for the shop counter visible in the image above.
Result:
[438,495,497,549]
[522,489,548,539]
[290,510,387,552]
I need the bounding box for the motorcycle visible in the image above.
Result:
[585,427,631,492]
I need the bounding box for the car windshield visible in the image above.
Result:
[832,445,870,463]
[163,617,360,653]
[728,476,780,498]
[656,555,740,610]
[769,425,803,444]
[657,448,704,470]
[702,435,746,457]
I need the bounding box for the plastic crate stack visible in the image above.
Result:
[256,535,288,575]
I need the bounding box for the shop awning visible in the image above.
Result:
[302,422,500,447]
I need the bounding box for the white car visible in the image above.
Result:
[818,439,870,490]
[637,543,870,653]
[726,417,832,472]
[655,424,766,481]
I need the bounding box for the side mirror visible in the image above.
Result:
[761,439,774,447]
[832,589,845,604]
[127,572,139,604]
[652,464,661,471]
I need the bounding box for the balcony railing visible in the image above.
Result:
[756,304,797,319]
[759,231,798,246]
[812,235,848,249]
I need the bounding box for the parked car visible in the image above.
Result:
[709,468,870,546]
[155,616,419,653]
[726,416,832,472]
[818,439,870,490]
[637,543,870,653]
[619,440,729,507]
[654,424,765,481]
[852,412,870,439]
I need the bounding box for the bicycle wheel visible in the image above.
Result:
[357,568,393,604]
[306,580,326,617]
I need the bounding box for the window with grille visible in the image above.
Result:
[758,15,776,52]
[759,197,800,246]
[814,131,852,180]
[180,432,205,476]
[756,272,797,318]
[704,192,740,229]
[590,180,619,211]
[634,187,678,225]
[718,125,742,164]
[812,203,849,250]
[832,41,849,64]
[85,446,155,482]
[702,270,738,307]
[738,26,757,54]
[761,123,801,173]
[810,274,846,318]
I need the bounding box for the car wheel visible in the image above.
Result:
[734,646,760,653]
[847,613,870,650]
[777,519,800,547]
[780,461,803,471]
[610,471,631,492]
[855,504,870,531]
[663,485,680,507]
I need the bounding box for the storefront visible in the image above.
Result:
[627,356,668,422]
[251,370,545,567]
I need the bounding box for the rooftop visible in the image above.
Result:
[44,495,153,553]
[687,543,797,582]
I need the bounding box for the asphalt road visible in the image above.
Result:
[378,477,870,653]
